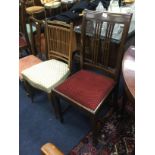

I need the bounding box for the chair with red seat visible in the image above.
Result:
[19,32,31,57]
[52,10,132,144]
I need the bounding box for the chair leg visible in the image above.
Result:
[53,92,64,123]
[91,115,98,145]
[23,80,34,102]
[48,93,58,119]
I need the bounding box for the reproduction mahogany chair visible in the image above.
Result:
[52,10,132,144]
[28,16,47,58]
[21,20,77,113]
[19,18,45,82]
[19,32,31,57]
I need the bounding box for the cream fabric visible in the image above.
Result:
[44,1,61,8]
[26,6,44,14]
[21,59,70,93]
[61,0,75,4]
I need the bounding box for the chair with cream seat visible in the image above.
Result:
[23,0,45,16]
[52,10,132,144]
[61,0,76,12]
[19,17,44,96]
[21,20,77,115]
[41,0,61,16]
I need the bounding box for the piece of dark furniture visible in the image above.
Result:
[52,10,132,144]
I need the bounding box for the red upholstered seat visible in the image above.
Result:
[19,35,27,48]
[55,70,115,111]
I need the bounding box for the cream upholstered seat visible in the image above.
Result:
[26,6,45,14]
[21,20,76,116]
[19,55,42,80]
[61,0,75,4]
[44,1,61,9]
[21,59,70,93]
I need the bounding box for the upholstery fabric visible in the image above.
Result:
[61,0,75,4]
[55,70,115,111]
[45,1,61,9]
[26,6,44,14]
[19,35,27,48]
[21,59,70,93]
[40,0,53,4]
[19,55,42,80]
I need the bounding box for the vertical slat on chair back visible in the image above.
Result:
[45,20,74,70]
[80,10,132,80]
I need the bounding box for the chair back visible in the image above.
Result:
[45,20,76,70]
[80,10,132,81]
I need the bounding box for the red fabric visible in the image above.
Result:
[19,35,27,48]
[19,55,42,80]
[56,70,115,110]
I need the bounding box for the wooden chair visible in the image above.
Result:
[52,10,132,144]
[21,20,77,114]
[28,16,46,58]
[19,32,31,57]
[41,0,61,16]
[19,18,45,82]
[23,0,45,16]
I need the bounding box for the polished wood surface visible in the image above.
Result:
[122,46,135,99]
[41,143,64,155]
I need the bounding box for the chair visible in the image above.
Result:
[19,32,31,57]
[19,17,45,82]
[23,0,45,16]
[41,0,61,16]
[52,10,132,144]
[21,20,77,113]
[28,16,47,58]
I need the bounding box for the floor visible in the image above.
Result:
[19,82,91,155]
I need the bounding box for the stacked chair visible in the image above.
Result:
[41,0,61,16]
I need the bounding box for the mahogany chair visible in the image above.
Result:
[19,32,31,57]
[21,20,77,113]
[19,17,45,82]
[52,10,132,144]
[28,16,46,58]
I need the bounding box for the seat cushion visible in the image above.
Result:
[55,70,115,111]
[19,35,27,48]
[19,55,42,80]
[61,0,75,4]
[21,59,70,93]
[26,6,45,14]
[45,1,61,9]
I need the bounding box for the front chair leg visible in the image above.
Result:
[53,92,64,123]
[48,93,58,119]
[91,115,98,145]
[23,79,34,102]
